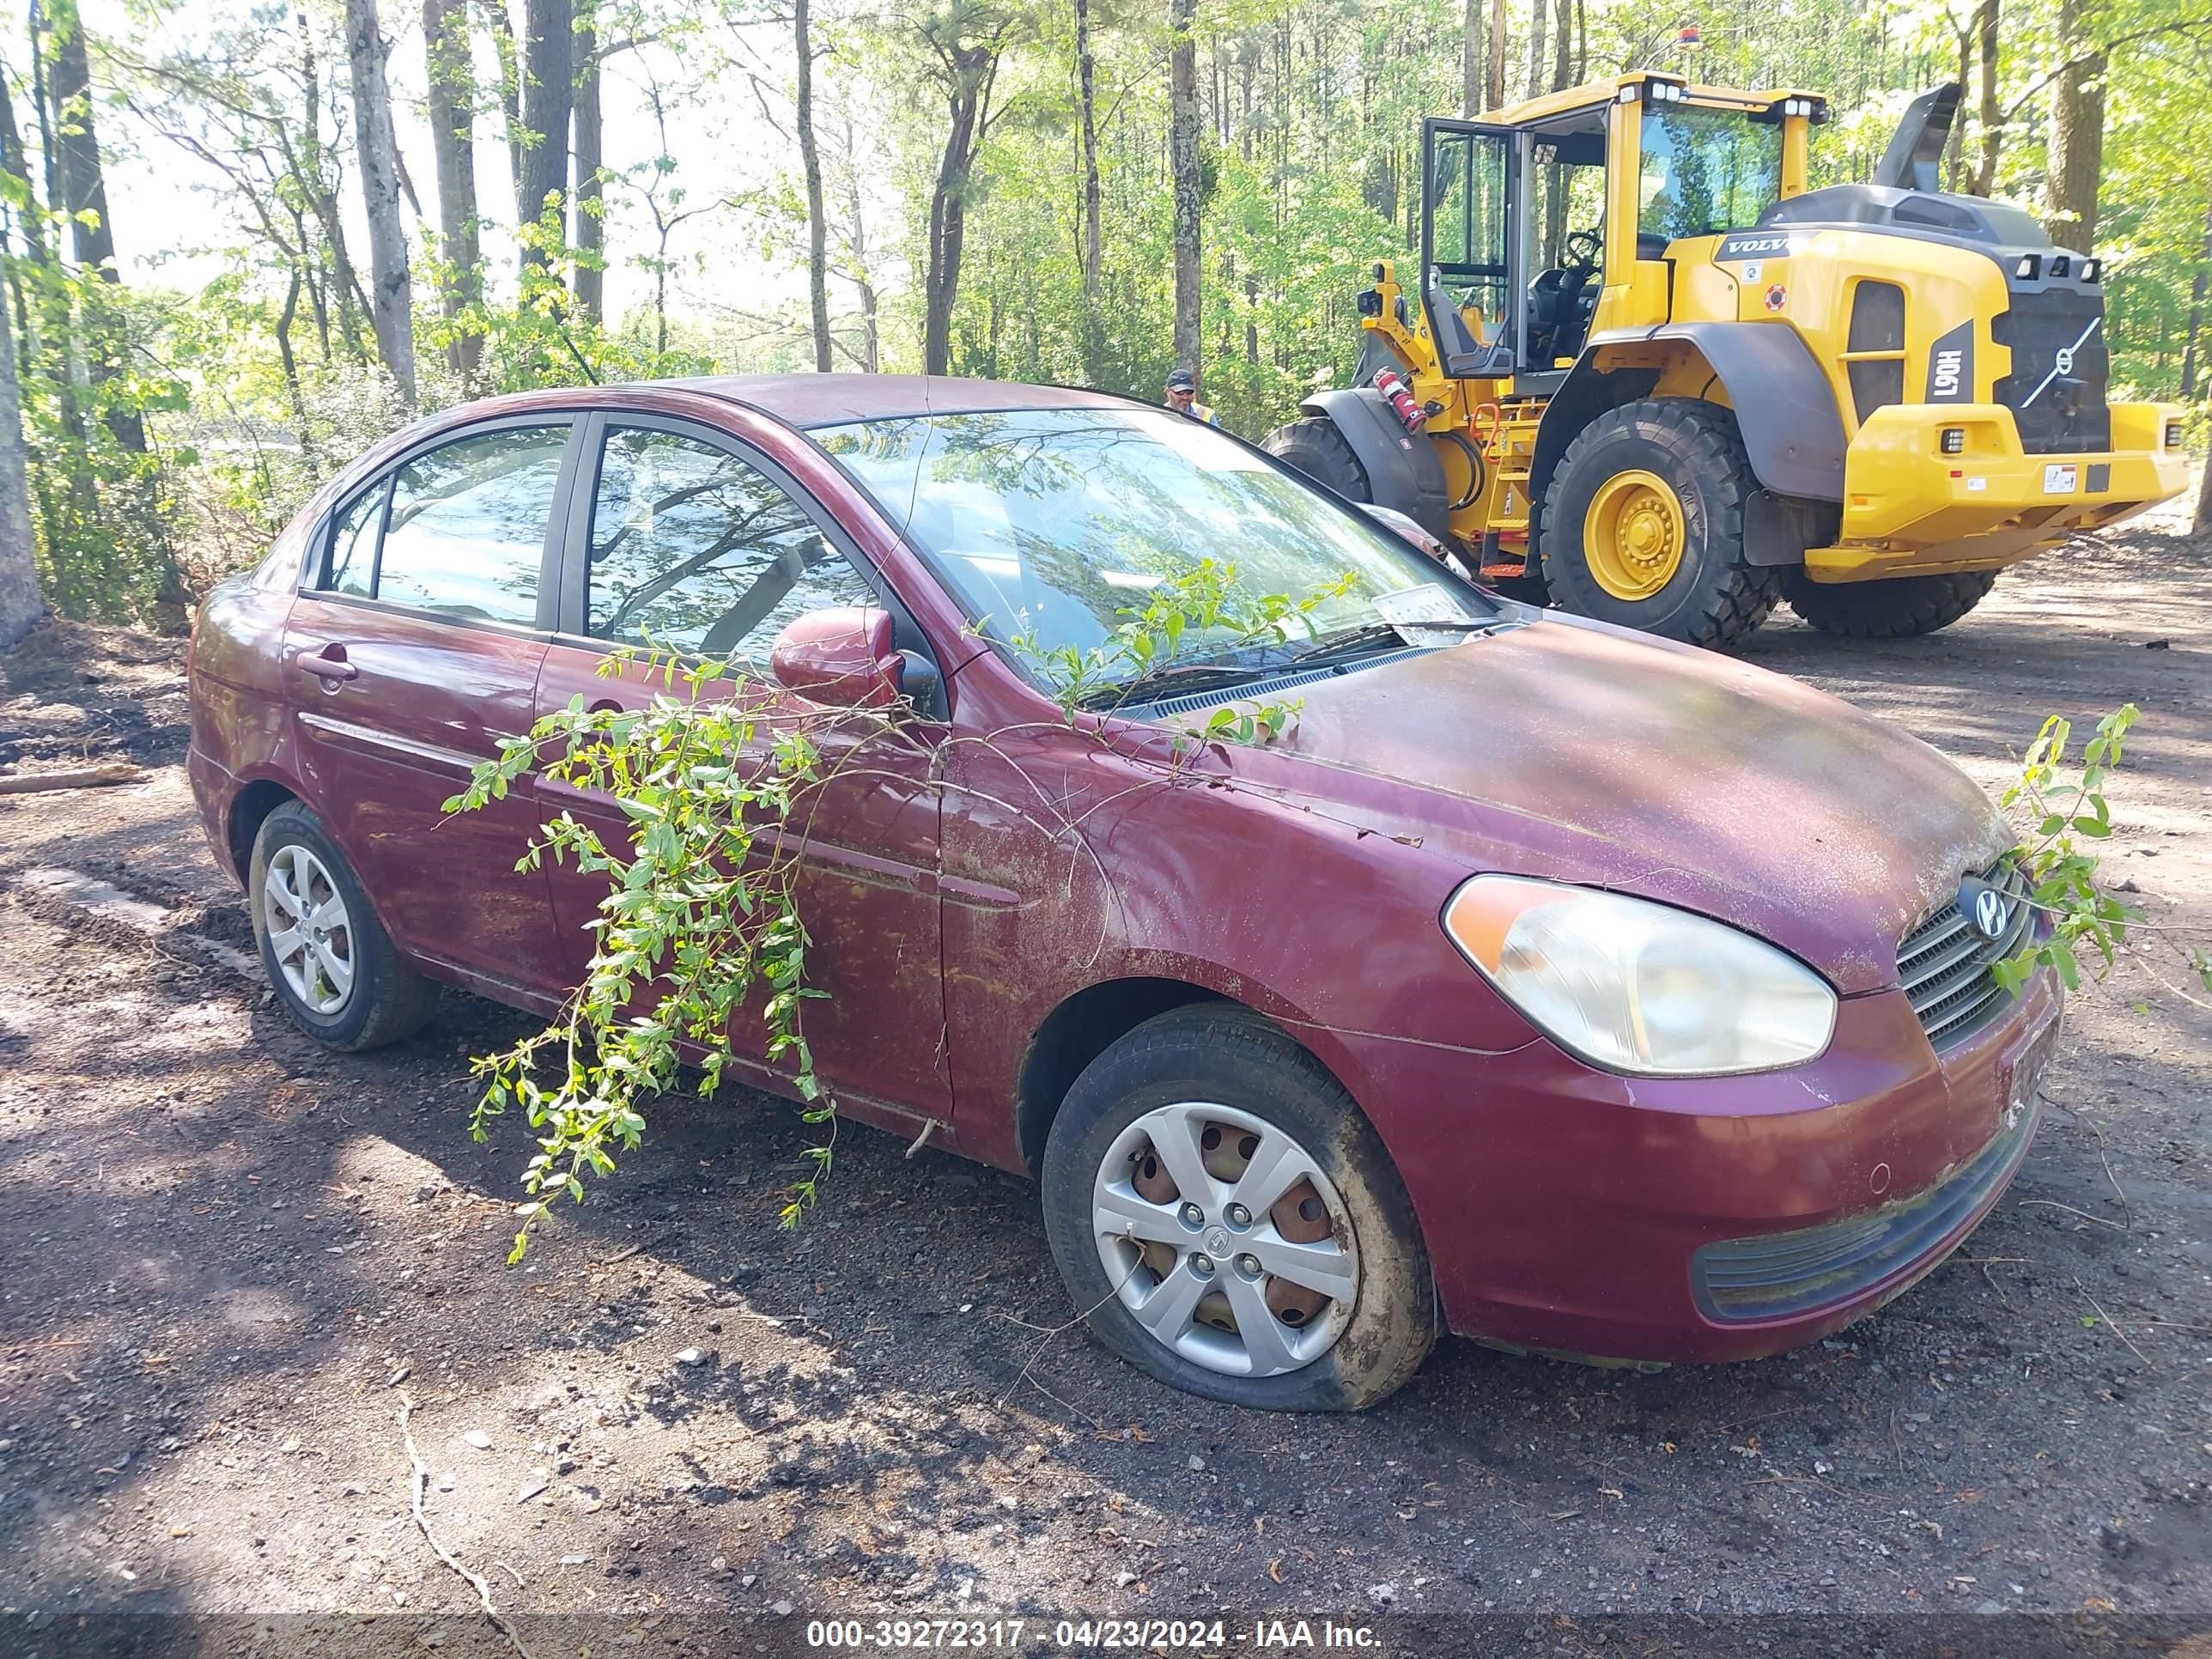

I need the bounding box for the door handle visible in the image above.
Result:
[293,647,359,684]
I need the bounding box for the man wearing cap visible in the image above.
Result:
[1164,368,1218,426]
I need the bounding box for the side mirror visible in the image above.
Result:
[769,605,904,708]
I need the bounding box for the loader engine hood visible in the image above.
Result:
[1738,185,2112,455]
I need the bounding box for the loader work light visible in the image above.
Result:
[2081,259,2102,283]
[2050,256,2071,278]
[2167,419,2185,448]
[1941,428,1966,455]
[2014,255,2040,280]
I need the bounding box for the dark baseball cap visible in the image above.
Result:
[1164,368,1197,391]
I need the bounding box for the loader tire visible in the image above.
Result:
[1539,398,1779,651]
[1264,417,1370,501]
[1782,570,1998,639]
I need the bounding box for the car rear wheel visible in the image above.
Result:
[249,800,437,1051]
[1782,569,1998,638]
[1039,1006,1435,1411]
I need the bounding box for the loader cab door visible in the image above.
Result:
[1420,119,1516,379]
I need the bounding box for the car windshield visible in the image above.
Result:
[1638,105,1783,241]
[811,406,1495,685]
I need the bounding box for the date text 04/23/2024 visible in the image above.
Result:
[805,1618,1382,1650]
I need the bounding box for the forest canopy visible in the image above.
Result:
[0,0,2208,635]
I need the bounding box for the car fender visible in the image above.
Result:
[1299,386,1452,538]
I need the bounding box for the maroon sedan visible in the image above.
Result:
[188,376,2058,1411]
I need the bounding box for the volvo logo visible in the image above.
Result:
[1972,885,2010,941]
[2054,345,2076,375]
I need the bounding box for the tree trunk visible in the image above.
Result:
[1169,0,1200,378]
[1550,0,1570,91]
[344,0,417,405]
[2044,0,2104,252]
[518,0,574,270]
[1459,0,1480,112]
[1075,0,1103,376]
[44,4,145,453]
[795,0,830,371]
[295,10,373,365]
[0,258,39,649]
[1972,0,2001,194]
[2180,190,2212,400]
[921,54,988,377]
[424,0,483,380]
[2197,435,2212,532]
[1484,0,1507,113]
[572,0,605,324]
[841,119,880,373]
[1525,0,1547,102]
[484,0,526,221]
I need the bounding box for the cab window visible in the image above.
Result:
[1639,106,1783,240]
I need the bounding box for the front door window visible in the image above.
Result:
[585,426,878,661]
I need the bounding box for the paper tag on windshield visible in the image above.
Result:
[1371,583,1473,647]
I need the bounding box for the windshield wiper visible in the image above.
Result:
[1073,659,1279,711]
[1285,617,1510,669]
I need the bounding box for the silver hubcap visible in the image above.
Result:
[1091,1102,1359,1378]
[264,844,355,1016]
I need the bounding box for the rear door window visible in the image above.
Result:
[583,425,876,660]
[325,479,386,598]
[316,424,570,625]
[376,427,569,624]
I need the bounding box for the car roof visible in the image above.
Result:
[661,374,1139,428]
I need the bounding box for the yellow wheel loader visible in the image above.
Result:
[1263,76,2190,647]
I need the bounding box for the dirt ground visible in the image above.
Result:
[0,514,2208,1659]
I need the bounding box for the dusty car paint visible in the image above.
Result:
[188,374,2056,1369]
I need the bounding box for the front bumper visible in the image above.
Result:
[1336,968,2061,1365]
[1806,401,2186,582]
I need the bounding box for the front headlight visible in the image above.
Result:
[1443,875,1837,1075]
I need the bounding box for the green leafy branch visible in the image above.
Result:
[1993,703,2209,1002]
[447,647,836,1261]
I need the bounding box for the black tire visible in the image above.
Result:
[1782,569,1998,639]
[1039,1005,1436,1412]
[1539,398,1779,650]
[249,800,438,1051]
[1262,416,1370,500]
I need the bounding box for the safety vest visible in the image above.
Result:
[1184,402,1219,427]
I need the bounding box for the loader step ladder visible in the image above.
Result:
[1476,418,1540,578]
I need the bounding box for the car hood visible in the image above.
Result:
[1255,615,2014,995]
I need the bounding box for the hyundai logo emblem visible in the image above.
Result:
[1973,886,2010,941]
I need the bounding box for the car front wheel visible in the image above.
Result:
[249,800,437,1051]
[1040,1006,1436,1411]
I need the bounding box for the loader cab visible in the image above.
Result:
[1419,76,1814,395]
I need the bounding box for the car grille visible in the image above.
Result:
[1992,284,2111,454]
[1690,1098,2038,1323]
[1897,857,2034,1050]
